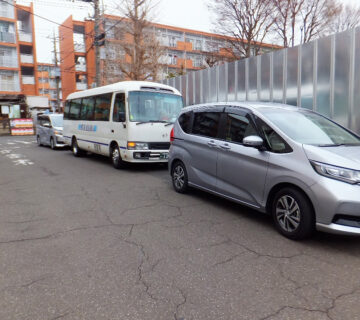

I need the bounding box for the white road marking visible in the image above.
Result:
[13,159,34,166]
[7,142,15,145]
[0,150,11,154]
[6,154,22,159]
[14,140,32,145]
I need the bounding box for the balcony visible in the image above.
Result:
[76,82,87,90]
[0,56,18,68]
[20,54,33,64]
[18,32,32,43]
[22,75,35,84]
[74,42,86,53]
[75,64,86,72]
[0,80,19,92]
[0,31,16,43]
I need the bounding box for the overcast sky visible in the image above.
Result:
[14,0,359,63]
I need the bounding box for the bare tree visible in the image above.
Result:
[106,0,166,82]
[328,3,360,34]
[272,0,341,47]
[208,0,275,58]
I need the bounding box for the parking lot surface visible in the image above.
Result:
[1,135,360,320]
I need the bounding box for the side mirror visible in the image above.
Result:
[43,122,51,128]
[243,135,264,149]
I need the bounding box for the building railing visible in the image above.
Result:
[22,76,35,85]
[0,31,16,43]
[18,31,32,43]
[75,64,86,72]
[0,56,18,68]
[74,42,86,53]
[76,82,87,90]
[0,8,15,19]
[0,80,20,91]
[20,54,34,64]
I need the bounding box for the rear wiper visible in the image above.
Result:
[136,120,168,125]
[164,122,174,127]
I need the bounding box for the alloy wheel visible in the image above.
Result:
[173,165,185,190]
[275,195,301,233]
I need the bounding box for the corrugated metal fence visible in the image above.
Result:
[161,27,360,134]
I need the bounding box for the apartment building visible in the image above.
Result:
[38,63,62,111]
[0,0,39,132]
[59,14,279,100]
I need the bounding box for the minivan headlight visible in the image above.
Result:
[310,160,360,184]
[127,142,149,150]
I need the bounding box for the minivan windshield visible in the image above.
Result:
[261,109,360,146]
[50,115,63,128]
[128,91,183,123]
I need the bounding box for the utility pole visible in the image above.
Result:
[53,31,61,112]
[94,0,101,87]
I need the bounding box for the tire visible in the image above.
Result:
[72,138,84,157]
[37,135,42,146]
[50,137,56,150]
[171,161,189,194]
[271,187,315,240]
[111,145,126,169]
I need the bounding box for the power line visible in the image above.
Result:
[1,0,95,38]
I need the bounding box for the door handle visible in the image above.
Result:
[207,140,217,147]
[111,129,114,133]
[220,144,231,150]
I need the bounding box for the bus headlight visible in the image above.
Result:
[127,142,149,150]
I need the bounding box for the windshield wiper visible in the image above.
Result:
[136,120,169,125]
[318,143,360,147]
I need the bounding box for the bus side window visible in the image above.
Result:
[113,93,126,122]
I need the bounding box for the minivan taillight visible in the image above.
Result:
[170,127,175,143]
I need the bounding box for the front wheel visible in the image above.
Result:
[72,138,84,157]
[271,187,315,240]
[111,145,126,169]
[50,137,56,150]
[37,135,42,146]
[171,161,189,193]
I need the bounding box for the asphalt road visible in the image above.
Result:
[1,135,360,320]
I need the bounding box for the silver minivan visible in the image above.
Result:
[169,102,360,240]
[36,114,65,149]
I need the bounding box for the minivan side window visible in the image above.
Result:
[113,93,126,122]
[178,112,192,133]
[192,112,221,138]
[225,113,257,143]
[64,101,71,119]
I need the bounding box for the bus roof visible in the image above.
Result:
[66,81,181,100]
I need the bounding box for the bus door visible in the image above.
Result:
[110,92,127,152]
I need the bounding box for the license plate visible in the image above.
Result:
[160,153,168,159]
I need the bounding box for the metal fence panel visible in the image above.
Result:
[301,42,314,109]
[228,61,236,102]
[237,60,246,101]
[260,54,271,101]
[188,72,194,106]
[286,46,298,106]
[273,50,284,103]
[203,68,210,103]
[248,56,258,101]
[353,27,360,133]
[334,30,351,127]
[181,75,187,105]
[209,66,218,103]
[195,70,201,104]
[218,63,227,102]
[316,37,332,117]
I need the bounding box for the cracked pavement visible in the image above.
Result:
[1,136,360,320]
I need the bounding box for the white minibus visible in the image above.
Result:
[63,81,183,168]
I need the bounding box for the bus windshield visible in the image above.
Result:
[128,91,183,123]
